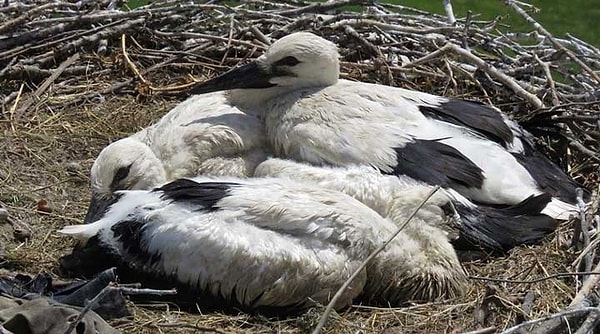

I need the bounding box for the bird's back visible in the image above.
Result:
[135,92,269,179]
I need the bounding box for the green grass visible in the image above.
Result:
[123,0,600,47]
[392,0,600,47]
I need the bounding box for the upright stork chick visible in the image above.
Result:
[190,32,586,223]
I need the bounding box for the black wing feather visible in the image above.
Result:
[513,142,589,202]
[419,99,514,147]
[111,219,162,266]
[453,194,557,252]
[390,139,485,189]
[156,179,238,211]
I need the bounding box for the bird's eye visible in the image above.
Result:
[110,164,132,190]
[274,56,300,67]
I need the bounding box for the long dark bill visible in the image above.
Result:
[190,61,276,95]
[83,194,119,224]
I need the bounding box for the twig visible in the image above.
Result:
[121,34,150,85]
[15,52,80,119]
[0,2,79,34]
[574,311,600,334]
[62,285,115,334]
[274,0,367,16]
[372,25,398,43]
[460,327,497,334]
[0,57,16,78]
[571,261,600,307]
[116,286,177,295]
[504,0,600,83]
[97,0,119,55]
[462,10,473,49]
[7,83,23,130]
[341,24,380,58]
[33,18,147,66]
[576,189,593,272]
[220,16,236,66]
[311,186,441,334]
[530,260,600,334]
[443,0,456,25]
[156,322,226,333]
[250,26,271,46]
[572,236,600,270]
[329,18,463,35]
[469,271,600,284]
[502,307,600,333]
[569,140,600,162]
[403,43,544,108]
[533,53,560,106]
[153,31,267,50]
[379,2,447,17]
[0,18,129,61]
[566,33,600,55]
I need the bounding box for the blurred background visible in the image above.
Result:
[400,0,599,46]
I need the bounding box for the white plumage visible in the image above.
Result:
[83,51,559,252]
[60,176,467,309]
[255,158,468,302]
[86,107,555,251]
[91,91,267,195]
[191,31,585,222]
[255,158,457,230]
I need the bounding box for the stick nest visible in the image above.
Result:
[0,0,599,333]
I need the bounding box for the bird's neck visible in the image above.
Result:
[226,87,289,112]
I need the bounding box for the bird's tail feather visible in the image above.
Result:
[541,198,578,220]
[453,193,558,252]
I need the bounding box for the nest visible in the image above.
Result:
[0,0,599,333]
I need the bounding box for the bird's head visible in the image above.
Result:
[85,137,166,223]
[190,32,340,95]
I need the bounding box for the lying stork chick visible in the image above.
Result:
[255,158,557,252]
[61,176,468,309]
[85,91,268,223]
[190,31,588,221]
[63,177,374,311]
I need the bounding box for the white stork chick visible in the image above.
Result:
[190,32,587,222]
[60,177,468,309]
[85,91,268,223]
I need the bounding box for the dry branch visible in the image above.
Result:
[503,0,600,84]
[15,53,80,119]
[403,43,544,108]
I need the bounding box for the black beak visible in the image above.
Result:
[83,194,118,224]
[190,61,276,95]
